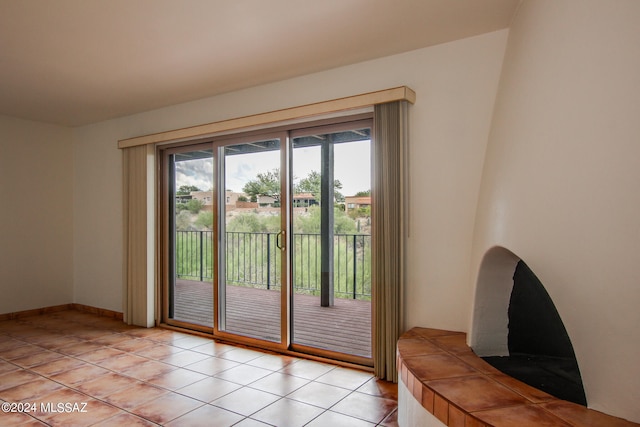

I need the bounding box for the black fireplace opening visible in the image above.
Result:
[482,260,587,406]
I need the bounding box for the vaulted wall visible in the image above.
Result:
[471,0,640,422]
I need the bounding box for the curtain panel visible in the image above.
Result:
[122,144,154,327]
[372,101,408,381]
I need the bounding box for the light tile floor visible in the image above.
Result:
[0,310,397,426]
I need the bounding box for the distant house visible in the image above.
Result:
[344,196,371,214]
[258,195,277,206]
[187,190,257,207]
[225,191,248,206]
[176,193,192,204]
[293,192,317,208]
[178,190,256,208]
[190,191,213,206]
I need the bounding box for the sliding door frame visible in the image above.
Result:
[210,129,291,354]
[287,118,373,367]
[159,139,215,334]
[158,113,374,364]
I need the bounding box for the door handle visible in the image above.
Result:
[276,230,285,251]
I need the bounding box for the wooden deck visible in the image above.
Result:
[174,279,371,358]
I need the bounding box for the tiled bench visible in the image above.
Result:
[397,327,638,426]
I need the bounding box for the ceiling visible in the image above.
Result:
[0,0,520,127]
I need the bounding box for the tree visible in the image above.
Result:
[175,210,194,231]
[177,185,201,195]
[354,189,370,197]
[226,213,281,233]
[242,169,281,202]
[348,205,371,220]
[243,169,345,203]
[194,211,213,230]
[295,170,343,202]
[185,199,204,213]
[294,206,357,234]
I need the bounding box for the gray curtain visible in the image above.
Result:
[372,101,408,381]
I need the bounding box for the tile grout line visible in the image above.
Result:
[1,313,396,427]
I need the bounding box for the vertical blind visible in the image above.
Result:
[122,144,154,327]
[372,100,409,381]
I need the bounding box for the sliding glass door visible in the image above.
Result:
[290,122,372,361]
[217,135,286,344]
[162,143,214,330]
[161,116,372,363]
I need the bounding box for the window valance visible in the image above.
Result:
[118,86,415,149]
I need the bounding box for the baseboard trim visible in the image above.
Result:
[71,303,124,320]
[0,303,123,321]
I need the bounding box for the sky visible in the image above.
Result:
[176,140,371,197]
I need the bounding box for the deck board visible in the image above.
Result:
[173,279,371,358]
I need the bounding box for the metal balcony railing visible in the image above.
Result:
[175,231,371,300]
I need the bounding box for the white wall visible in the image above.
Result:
[72,121,126,311]
[0,115,73,313]
[470,0,640,422]
[72,30,509,332]
[398,380,445,427]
